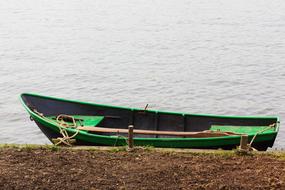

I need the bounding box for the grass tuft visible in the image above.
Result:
[50,145,60,152]
[142,145,155,152]
[109,146,127,153]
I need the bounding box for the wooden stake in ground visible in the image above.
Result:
[128,125,134,149]
[240,135,248,150]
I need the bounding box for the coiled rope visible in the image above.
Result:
[54,114,79,146]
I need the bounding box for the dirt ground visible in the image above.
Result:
[0,147,284,190]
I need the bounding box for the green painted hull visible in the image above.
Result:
[20,93,280,150]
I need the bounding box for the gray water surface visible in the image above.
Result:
[0,0,284,148]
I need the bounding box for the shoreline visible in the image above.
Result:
[1,143,285,153]
[0,144,285,189]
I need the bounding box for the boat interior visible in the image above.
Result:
[21,94,278,138]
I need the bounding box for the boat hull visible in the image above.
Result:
[21,93,280,151]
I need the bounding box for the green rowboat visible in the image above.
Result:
[20,93,280,150]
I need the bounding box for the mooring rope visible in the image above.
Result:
[54,114,80,146]
[113,130,129,147]
[249,123,276,147]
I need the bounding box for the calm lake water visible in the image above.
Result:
[0,0,284,148]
